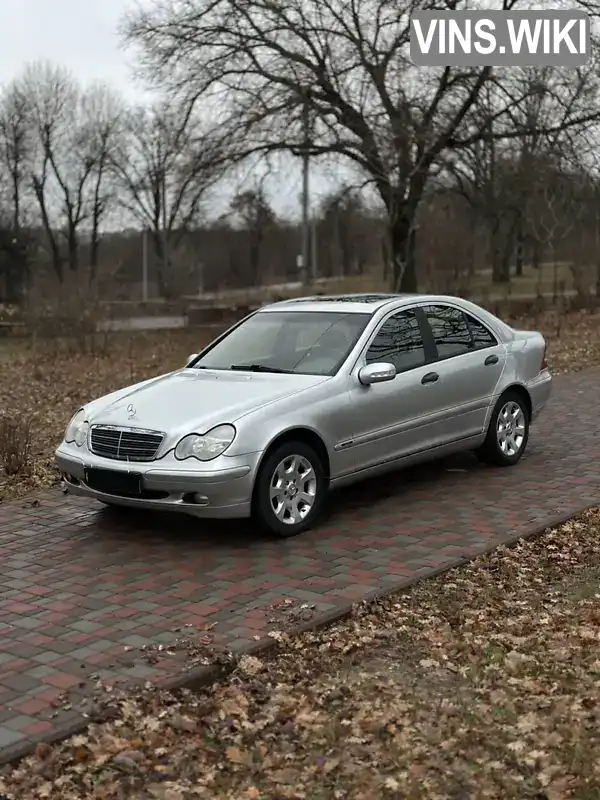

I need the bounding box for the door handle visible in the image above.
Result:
[421,372,439,385]
[484,354,499,366]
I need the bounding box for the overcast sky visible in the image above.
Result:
[0,0,354,218]
[0,0,145,99]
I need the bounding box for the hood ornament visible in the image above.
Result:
[127,403,136,419]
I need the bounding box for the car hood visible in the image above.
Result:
[87,368,329,435]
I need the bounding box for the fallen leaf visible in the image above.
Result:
[226,746,251,765]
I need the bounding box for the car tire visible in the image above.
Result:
[253,440,327,537]
[476,390,530,467]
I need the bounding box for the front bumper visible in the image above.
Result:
[55,446,260,518]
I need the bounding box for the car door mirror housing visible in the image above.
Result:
[186,353,199,367]
[358,362,396,385]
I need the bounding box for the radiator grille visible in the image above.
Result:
[89,426,164,461]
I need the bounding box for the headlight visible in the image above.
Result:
[174,424,236,461]
[65,409,89,447]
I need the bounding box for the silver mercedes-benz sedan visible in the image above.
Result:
[55,293,552,537]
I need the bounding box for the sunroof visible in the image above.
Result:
[286,293,402,304]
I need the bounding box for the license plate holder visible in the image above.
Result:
[84,468,142,496]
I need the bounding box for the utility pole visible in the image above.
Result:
[301,92,311,286]
[161,165,169,294]
[141,228,148,302]
[311,214,318,284]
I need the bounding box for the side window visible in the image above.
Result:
[365,309,426,373]
[422,305,473,359]
[465,312,498,349]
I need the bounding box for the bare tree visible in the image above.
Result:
[77,84,124,280]
[0,84,31,232]
[229,179,277,285]
[14,63,122,283]
[0,83,34,300]
[123,0,600,292]
[0,209,35,303]
[319,187,368,278]
[442,64,600,285]
[449,136,524,285]
[527,156,590,301]
[415,187,475,293]
[19,63,77,280]
[112,98,227,297]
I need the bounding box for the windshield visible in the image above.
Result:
[193,311,371,376]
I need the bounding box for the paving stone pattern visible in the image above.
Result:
[0,368,598,761]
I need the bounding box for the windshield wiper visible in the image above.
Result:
[229,364,294,374]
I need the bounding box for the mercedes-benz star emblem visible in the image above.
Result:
[127,404,136,419]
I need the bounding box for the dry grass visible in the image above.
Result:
[0,327,208,501]
[468,261,595,298]
[1,309,600,502]
[2,511,600,798]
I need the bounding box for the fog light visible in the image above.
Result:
[194,494,209,505]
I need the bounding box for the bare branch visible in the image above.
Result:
[124,0,600,291]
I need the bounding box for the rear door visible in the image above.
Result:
[418,303,507,440]
[346,307,448,472]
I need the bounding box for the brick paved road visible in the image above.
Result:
[0,368,598,762]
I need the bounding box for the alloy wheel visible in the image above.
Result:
[496,400,526,457]
[269,453,317,525]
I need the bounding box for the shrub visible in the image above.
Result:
[0,413,32,476]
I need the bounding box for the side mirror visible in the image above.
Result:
[186,353,199,367]
[358,362,396,385]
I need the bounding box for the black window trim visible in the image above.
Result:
[419,302,499,364]
[354,304,437,376]
[463,309,499,350]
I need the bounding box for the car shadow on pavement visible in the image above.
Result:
[91,451,484,547]
[94,504,264,547]
[329,451,481,510]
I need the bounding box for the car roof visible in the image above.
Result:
[260,293,416,314]
[257,293,514,338]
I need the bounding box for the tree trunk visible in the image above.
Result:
[381,237,389,283]
[468,208,478,277]
[152,230,168,297]
[67,224,78,273]
[249,241,260,286]
[340,229,351,278]
[515,226,524,277]
[249,229,262,286]
[89,226,100,282]
[334,213,342,277]
[33,181,63,283]
[89,201,102,283]
[0,237,27,303]
[389,212,418,292]
[51,247,63,283]
[90,165,105,283]
[491,224,510,283]
[531,238,543,270]
[492,250,511,283]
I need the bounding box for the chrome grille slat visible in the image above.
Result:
[94,432,152,437]
[92,438,153,446]
[90,425,164,462]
